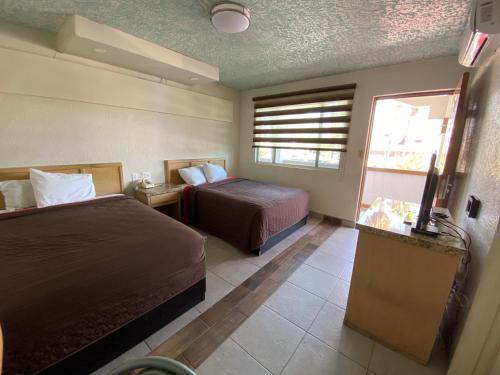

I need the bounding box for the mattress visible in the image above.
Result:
[0,195,206,375]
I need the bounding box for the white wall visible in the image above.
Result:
[0,21,240,192]
[239,57,467,220]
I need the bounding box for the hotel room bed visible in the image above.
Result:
[166,159,309,254]
[0,164,206,375]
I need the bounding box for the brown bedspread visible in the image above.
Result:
[0,196,205,375]
[185,178,309,252]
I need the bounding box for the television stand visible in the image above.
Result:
[348,197,466,364]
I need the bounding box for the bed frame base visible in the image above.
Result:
[253,216,308,256]
[39,278,206,375]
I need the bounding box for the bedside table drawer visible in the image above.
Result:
[150,192,179,206]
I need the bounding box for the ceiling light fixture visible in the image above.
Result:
[190,77,199,81]
[210,2,250,33]
[93,47,107,53]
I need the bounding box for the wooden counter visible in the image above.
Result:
[345,198,466,364]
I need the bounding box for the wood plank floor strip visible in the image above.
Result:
[242,261,280,291]
[148,219,339,369]
[269,256,303,283]
[199,285,251,326]
[149,317,209,359]
[293,243,318,262]
[182,311,247,369]
[174,354,194,370]
[237,277,281,317]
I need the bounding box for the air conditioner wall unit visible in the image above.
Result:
[459,0,500,67]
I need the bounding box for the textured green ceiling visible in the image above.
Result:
[0,0,470,89]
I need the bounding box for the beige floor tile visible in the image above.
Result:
[145,307,200,350]
[90,342,150,375]
[211,258,260,286]
[288,263,338,299]
[195,271,234,313]
[327,278,351,309]
[341,260,354,282]
[320,238,357,262]
[281,334,367,375]
[286,230,306,242]
[205,237,243,270]
[305,249,352,278]
[197,338,272,375]
[265,282,325,330]
[327,227,359,244]
[231,306,305,374]
[246,242,288,268]
[309,302,374,367]
[369,342,447,375]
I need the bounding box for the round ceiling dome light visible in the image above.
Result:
[210,2,250,33]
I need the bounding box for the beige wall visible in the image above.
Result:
[446,49,500,374]
[0,21,240,192]
[448,50,500,302]
[239,56,466,220]
[448,222,500,375]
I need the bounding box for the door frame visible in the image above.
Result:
[435,72,470,207]
[356,88,456,221]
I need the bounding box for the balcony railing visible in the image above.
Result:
[361,167,427,209]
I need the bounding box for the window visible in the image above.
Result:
[252,84,356,170]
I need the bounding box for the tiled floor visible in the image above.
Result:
[92,217,448,375]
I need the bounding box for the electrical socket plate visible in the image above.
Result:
[132,173,140,181]
[142,171,152,180]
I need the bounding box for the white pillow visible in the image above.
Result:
[30,168,96,208]
[178,165,207,185]
[203,163,228,183]
[0,179,36,210]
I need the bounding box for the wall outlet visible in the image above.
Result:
[142,171,152,180]
[132,173,140,181]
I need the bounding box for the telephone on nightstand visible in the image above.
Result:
[137,179,155,189]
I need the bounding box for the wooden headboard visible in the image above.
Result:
[164,158,226,185]
[0,162,123,210]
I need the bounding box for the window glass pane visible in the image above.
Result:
[318,151,341,169]
[275,149,316,167]
[256,147,273,163]
[367,98,445,172]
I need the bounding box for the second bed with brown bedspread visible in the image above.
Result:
[185,178,309,253]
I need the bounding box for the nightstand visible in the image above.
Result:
[134,183,186,220]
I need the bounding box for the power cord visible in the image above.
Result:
[432,213,473,350]
[441,218,472,250]
[433,215,471,251]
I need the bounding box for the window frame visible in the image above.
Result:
[252,83,356,172]
[254,147,343,171]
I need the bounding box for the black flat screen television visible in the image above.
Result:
[411,153,439,237]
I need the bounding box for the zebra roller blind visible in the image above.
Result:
[252,83,356,152]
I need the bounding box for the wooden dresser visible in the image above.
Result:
[345,197,466,364]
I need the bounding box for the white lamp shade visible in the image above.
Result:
[211,3,250,33]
